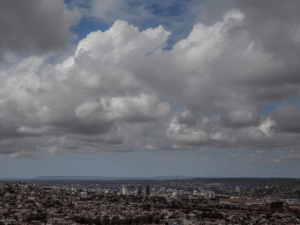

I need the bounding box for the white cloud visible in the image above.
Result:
[0,1,300,160]
[9,150,41,159]
[259,117,276,136]
[75,94,171,122]
[167,116,208,146]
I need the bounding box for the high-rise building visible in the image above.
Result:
[162,187,167,194]
[137,184,142,195]
[235,186,240,192]
[173,192,178,200]
[199,187,205,194]
[160,187,167,194]
[204,190,215,199]
[122,185,128,196]
[146,185,150,196]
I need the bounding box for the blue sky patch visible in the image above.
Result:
[70,19,110,43]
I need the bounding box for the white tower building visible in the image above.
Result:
[122,185,128,196]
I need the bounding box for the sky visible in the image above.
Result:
[0,0,300,178]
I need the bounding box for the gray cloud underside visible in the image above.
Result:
[1,0,300,159]
[0,0,79,61]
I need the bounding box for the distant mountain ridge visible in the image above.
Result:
[35,176,195,180]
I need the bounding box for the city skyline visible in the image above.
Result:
[0,0,300,178]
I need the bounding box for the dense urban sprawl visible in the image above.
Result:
[1,178,300,225]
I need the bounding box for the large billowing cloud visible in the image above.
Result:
[89,0,214,48]
[0,1,300,159]
[0,20,172,157]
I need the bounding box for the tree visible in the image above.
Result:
[142,204,151,210]
[103,216,110,225]
[148,215,154,224]
[160,214,165,220]
[154,217,160,224]
[67,202,74,209]
[110,216,120,225]
[72,216,81,223]
[124,217,133,225]
[93,217,103,225]
[26,212,47,224]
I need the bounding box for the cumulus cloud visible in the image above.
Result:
[0,20,173,156]
[75,94,171,123]
[89,0,210,48]
[167,117,208,146]
[0,1,300,159]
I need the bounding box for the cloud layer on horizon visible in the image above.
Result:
[0,0,300,161]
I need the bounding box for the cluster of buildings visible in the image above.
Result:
[120,185,215,202]
[0,179,300,225]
